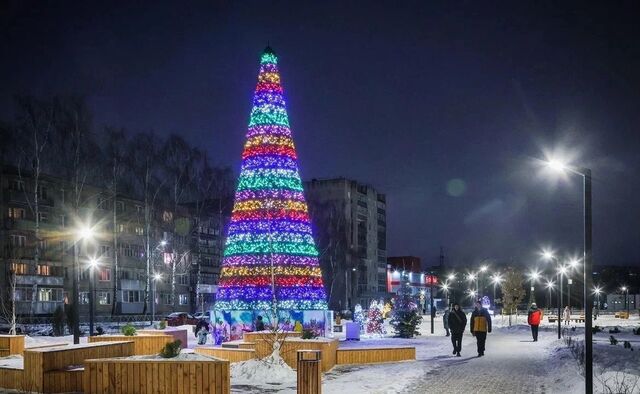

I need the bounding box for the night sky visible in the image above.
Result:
[2,1,639,267]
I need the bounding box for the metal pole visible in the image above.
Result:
[73,242,80,344]
[89,265,95,336]
[568,278,571,308]
[430,283,434,334]
[557,271,562,339]
[151,276,155,324]
[583,169,593,394]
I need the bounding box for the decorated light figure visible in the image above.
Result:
[214,47,327,312]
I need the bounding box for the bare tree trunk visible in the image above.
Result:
[111,160,119,316]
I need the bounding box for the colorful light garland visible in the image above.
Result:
[215,47,328,312]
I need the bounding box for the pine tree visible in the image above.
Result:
[214,47,327,312]
[502,268,526,326]
[390,281,423,338]
[366,300,384,336]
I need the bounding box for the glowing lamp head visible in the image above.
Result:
[621,286,628,292]
[154,273,163,281]
[530,271,540,280]
[448,273,456,281]
[559,266,568,275]
[480,265,488,272]
[88,258,99,269]
[78,226,95,240]
[468,273,476,281]
[442,284,449,291]
[569,259,580,268]
[160,240,167,247]
[541,250,555,261]
[546,281,555,289]
[547,159,567,172]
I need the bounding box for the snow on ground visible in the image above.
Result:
[8,314,639,393]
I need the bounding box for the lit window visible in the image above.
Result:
[8,207,25,219]
[98,291,111,305]
[179,294,189,305]
[99,268,111,282]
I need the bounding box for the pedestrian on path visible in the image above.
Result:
[470,300,492,357]
[563,306,571,326]
[448,303,467,357]
[527,303,542,342]
[443,305,451,337]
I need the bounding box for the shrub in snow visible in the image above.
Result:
[623,340,633,350]
[95,326,105,335]
[160,340,182,358]
[121,323,137,336]
[609,335,618,345]
[353,304,366,333]
[609,327,620,334]
[157,320,167,330]
[633,327,640,335]
[592,325,602,334]
[390,281,422,338]
[301,328,318,339]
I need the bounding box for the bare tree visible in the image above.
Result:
[161,135,198,308]
[501,268,526,326]
[0,270,18,335]
[127,132,164,315]
[13,97,57,316]
[105,128,127,315]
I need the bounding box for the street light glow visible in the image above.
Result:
[558,266,568,275]
[480,265,488,272]
[160,240,167,247]
[569,259,580,268]
[541,249,555,261]
[491,274,503,284]
[621,286,627,292]
[546,159,567,172]
[468,273,476,281]
[88,258,99,269]
[448,273,456,281]
[529,271,540,281]
[77,225,95,240]
[154,273,163,281]
[545,280,555,289]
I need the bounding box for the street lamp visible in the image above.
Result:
[152,273,163,323]
[448,273,456,302]
[528,270,540,305]
[73,224,95,344]
[542,249,564,340]
[545,279,555,310]
[479,265,488,296]
[544,156,593,393]
[490,274,503,307]
[88,257,99,336]
[621,286,629,315]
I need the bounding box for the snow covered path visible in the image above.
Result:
[403,326,570,394]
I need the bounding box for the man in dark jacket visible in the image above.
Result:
[448,303,467,356]
[470,300,492,357]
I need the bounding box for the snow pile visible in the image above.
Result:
[0,355,23,369]
[231,351,296,387]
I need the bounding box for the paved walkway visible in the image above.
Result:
[402,328,569,394]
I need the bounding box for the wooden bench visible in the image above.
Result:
[22,341,134,393]
[89,334,172,355]
[0,335,24,357]
[336,346,416,365]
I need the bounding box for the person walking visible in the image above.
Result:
[448,303,467,357]
[470,300,492,357]
[443,305,451,337]
[563,306,571,326]
[527,303,542,342]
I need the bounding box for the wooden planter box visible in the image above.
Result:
[89,334,172,355]
[0,366,22,391]
[83,355,230,394]
[336,346,416,365]
[0,335,24,356]
[142,329,189,348]
[195,347,256,363]
[23,341,134,393]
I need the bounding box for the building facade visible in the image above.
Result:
[0,166,228,319]
[305,178,387,311]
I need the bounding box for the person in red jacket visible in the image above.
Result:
[527,303,542,342]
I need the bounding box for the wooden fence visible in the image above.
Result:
[336,346,416,365]
[83,357,230,394]
[0,335,24,356]
[89,334,172,355]
[194,347,256,363]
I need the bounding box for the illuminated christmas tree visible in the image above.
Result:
[215,47,328,312]
[366,300,384,336]
[353,304,365,333]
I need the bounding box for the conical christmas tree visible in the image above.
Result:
[215,47,328,312]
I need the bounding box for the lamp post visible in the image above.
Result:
[545,279,555,310]
[528,271,540,305]
[73,224,95,344]
[545,159,593,394]
[467,273,477,300]
[448,273,456,302]
[491,274,503,308]
[621,286,629,315]
[542,250,563,339]
[479,265,488,297]
[88,258,98,336]
[152,273,162,323]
